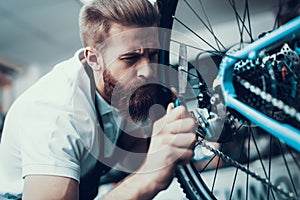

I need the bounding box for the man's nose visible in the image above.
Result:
[137,57,153,79]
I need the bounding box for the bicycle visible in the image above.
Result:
[157,0,300,199]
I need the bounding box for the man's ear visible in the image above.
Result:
[84,47,103,71]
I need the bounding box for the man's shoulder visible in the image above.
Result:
[16,50,90,107]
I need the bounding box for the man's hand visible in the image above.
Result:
[102,102,196,200]
[138,102,196,191]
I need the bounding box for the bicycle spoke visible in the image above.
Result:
[181,0,226,52]
[277,139,298,196]
[197,0,223,52]
[227,0,253,42]
[273,0,284,29]
[211,148,222,193]
[245,0,252,42]
[246,129,250,200]
[286,145,300,170]
[170,39,223,57]
[173,16,222,54]
[229,135,247,200]
[235,0,252,45]
[251,128,276,199]
[267,135,274,200]
[199,154,217,173]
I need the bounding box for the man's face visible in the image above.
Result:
[96,24,161,122]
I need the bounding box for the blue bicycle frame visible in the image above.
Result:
[219,16,300,152]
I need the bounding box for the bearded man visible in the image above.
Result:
[0,1,196,199]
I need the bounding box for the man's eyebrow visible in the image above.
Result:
[119,48,159,57]
[123,51,140,55]
[119,52,141,58]
[120,49,143,56]
[149,48,159,53]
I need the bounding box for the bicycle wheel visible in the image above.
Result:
[157,0,300,199]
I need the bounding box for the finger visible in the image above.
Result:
[166,102,174,114]
[166,118,196,134]
[166,105,189,122]
[153,105,194,136]
[169,147,194,165]
[170,86,178,97]
[169,132,196,149]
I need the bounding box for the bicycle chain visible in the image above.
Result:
[237,76,300,123]
[196,137,298,199]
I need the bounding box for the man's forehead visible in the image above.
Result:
[105,26,160,52]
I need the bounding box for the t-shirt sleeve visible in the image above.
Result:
[19,100,84,182]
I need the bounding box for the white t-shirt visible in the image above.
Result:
[0,49,120,198]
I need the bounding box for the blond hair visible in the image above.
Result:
[79,0,160,50]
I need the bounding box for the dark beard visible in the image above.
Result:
[103,69,159,122]
[103,68,116,100]
[127,83,158,122]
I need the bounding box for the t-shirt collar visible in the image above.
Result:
[95,92,112,115]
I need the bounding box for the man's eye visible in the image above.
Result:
[120,54,140,62]
[149,50,159,60]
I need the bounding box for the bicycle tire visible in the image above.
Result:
[158,1,217,199]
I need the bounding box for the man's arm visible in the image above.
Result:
[22,175,79,200]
